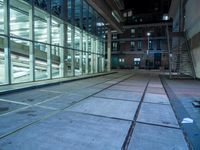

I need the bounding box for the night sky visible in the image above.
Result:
[123,0,171,14]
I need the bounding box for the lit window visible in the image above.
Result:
[131,41,135,49]
[128,10,132,17]
[131,29,135,34]
[112,34,118,39]
[123,12,127,17]
[162,14,169,21]
[137,41,142,49]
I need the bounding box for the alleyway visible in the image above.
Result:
[0,71,194,149]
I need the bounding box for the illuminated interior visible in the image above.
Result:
[0,0,106,85]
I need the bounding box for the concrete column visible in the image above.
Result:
[59,23,68,77]
[29,5,35,81]
[47,17,52,79]
[4,0,11,84]
[107,28,111,71]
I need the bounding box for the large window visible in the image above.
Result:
[67,0,72,23]
[83,1,88,31]
[10,38,31,83]
[10,1,30,39]
[75,0,81,28]
[51,17,61,45]
[88,6,93,33]
[0,1,4,34]
[74,28,81,50]
[131,28,135,38]
[51,46,62,79]
[34,0,48,12]
[35,42,48,81]
[51,0,61,18]
[34,9,49,43]
[112,42,118,51]
[0,36,6,85]
[0,0,106,85]
[137,41,142,50]
[131,41,135,50]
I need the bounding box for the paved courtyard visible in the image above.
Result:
[0,71,194,150]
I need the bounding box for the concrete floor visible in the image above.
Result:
[0,71,192,150]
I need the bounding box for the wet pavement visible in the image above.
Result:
[0,71,191,150]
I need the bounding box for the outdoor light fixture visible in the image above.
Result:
[146,32,151,69]
[147,32,151,36]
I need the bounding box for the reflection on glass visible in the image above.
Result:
[52,46,62,78]
[51,0,61,17]
[83,1,88,31]
[75,50,81,76]
[0,36,6,84]
[75,28,81,50]
[88,6,93,33]
[82,32,87,74]
[10,38,31,83]
[67,49,74,76]
[75,0,81,27]
[34,0,48,11]
[34,8,48,43]
[67,25,72,48]
[10,2,30,39]
[35,42,48,80]
[0,1,4,34]
[67,0,72,23]
[88,53,91,73]
[51,17,61,45]
[0,0,106,85]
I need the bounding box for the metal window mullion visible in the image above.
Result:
[4,0,11,84]
[71,26,75,76]
[85,34,89,74]
[47,16,52,79]
[60,23,68,78]
[91,36,94,73]
[29,1,35,82]
[80,31,83,75]
[95,39,98,73]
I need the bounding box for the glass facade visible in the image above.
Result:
[0,0,106,85]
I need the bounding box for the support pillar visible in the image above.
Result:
[107,28,111,71]
[59,23,68,77]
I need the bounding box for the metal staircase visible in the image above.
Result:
[166,27,196,79]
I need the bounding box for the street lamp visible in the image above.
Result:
[146,32,151,69]
[147,32,151,55]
